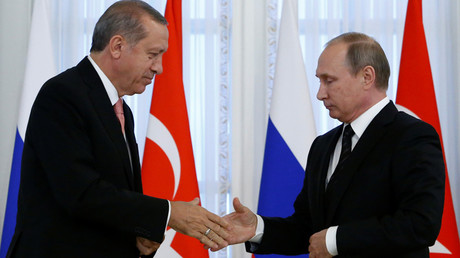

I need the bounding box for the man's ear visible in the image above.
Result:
[362,65,376,89]
[109,35,124,59]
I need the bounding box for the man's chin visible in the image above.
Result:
[137,87,147,94]
[328,112,346,123]
[328,110,337,119]
[125,87,147,96]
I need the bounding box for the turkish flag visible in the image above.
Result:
[141,0,208,257]
[396,0,460,256]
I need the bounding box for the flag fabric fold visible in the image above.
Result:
[396,0,460,256]
[141,0,207,257]
[0,0,57,256]
[256,0,316,257]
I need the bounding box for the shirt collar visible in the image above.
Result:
[87,55,120,105]
[349,96,390,138]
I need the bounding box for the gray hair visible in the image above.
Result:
[90,0,167,52]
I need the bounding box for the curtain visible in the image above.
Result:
[6,1,457,258]
[182,1,233,257]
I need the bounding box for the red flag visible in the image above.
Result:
[396,0,460,256]
[141,0,208,257]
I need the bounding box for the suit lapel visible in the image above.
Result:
[77,57,135,190]
[324,102,399,225]
[309,125,342,229]
[123,103,143,192]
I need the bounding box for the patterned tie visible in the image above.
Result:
[337,124,354,171]
[114,98,125,135]
[328,124,355,187]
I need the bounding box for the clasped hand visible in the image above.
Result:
[136,197,231,256]
[136,197,266,255]
[208,198,332,258]
[168,197,231,250]
[204,197,258,251]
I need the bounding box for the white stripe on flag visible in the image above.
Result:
[270,0,316,169]
[17,0,57,138]
[256,2,317,258]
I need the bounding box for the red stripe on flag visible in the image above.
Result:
[142,139,175,199]
[396,0,460,256]
[142,0,208,257]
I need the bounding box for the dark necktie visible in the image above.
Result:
[337,124,354,171]
[328,124,355,187]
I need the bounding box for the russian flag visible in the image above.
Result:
[256,0,316,257]
[0,0,57,256]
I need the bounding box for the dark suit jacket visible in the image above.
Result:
[249,102,445,257]
[8,57,168,258]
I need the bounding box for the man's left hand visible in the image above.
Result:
[309,229,332,258]
[136,237,161,256]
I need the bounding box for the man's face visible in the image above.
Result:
[315,42,365,123]
[116,18,168,96]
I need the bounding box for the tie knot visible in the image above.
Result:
[114,98,124,114]
[343,124,354,140]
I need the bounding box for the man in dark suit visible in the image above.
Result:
[219,32,445,257]
[7,1,229,257]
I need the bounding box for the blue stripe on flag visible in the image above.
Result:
[1,129,23,257]
[256,117,308,258]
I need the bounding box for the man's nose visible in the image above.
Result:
[316,83,327,100]
[151,58,163,75]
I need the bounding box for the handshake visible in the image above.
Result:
[137,197,256,256]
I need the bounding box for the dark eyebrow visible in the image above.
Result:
[316,73,333,79]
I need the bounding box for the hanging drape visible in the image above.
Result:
[0,1,459,258]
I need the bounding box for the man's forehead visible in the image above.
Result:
[318,44,348,65]
[323,42,348,58]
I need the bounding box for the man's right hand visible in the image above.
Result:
[168,198,230,250]
[204,197,258,252]
[223,198,258,246]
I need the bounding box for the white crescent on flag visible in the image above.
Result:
[395,104,420,119]
[145,114,181,198]
[430,241,452,254]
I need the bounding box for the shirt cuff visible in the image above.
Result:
[165,200,171,232]
[249,214,265,243]
[326,226,338,256]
